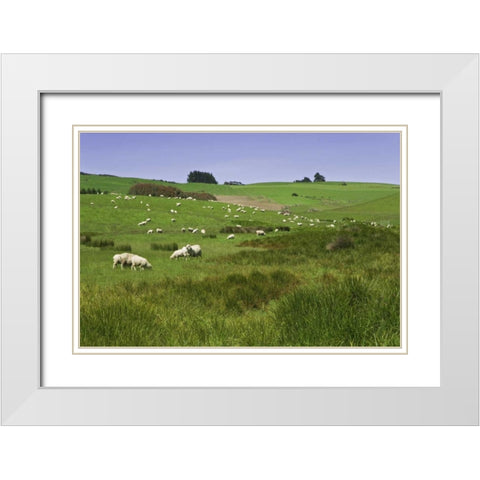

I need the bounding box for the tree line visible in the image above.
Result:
[294,172,326,183]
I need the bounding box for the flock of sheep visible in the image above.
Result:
[103,190,393,273]
[107,194,274,271]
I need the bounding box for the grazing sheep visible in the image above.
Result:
[146,218,151,223]
[176,202,181,207]
[192,228,198,234]
[227,234,235,240]
[171,218,176,222]
[147,229,153,234]
[274,228,279,232]
[131,255,152,270]
[114,206,118,209]
[170,247,189,259]
[156,228,163,233]
[200,229,206,234]
[113,252,134,269]
[138,220,147,226]
[181,227,186,233]
[188,227,194,232]
[256,230,265,236]
[185,244,202,257]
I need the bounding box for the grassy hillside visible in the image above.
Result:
[79,174,401,347]
[81,173,400,225]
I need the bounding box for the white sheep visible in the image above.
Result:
[112,252,134,269]
[146,218,151,223]
[176,202,181,207]
[131,255,152,270]
[147,229,153,234]
[170,247,189,259]
[227,234,235,240]
[138,220,147,226]
[181,227,186,233]
[192,228,198,234]
[200,229,206,234]
[185,244,202,257]
[256,230,265,236]
[171,218,176,222]
[188,227,194,232]
[156,228,163,233]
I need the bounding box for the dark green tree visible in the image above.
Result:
[187,170,218,184]
[314,172,326,182]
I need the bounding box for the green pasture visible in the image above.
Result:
[79,174,401,347]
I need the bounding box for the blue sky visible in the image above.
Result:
[80,132,400,184]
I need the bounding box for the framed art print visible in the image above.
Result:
[1,54,478,424]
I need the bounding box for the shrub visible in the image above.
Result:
[80,234,114,248]
[220,225,274,234]
[128,183,216,201]
[116,244,132,252]
[326,236,355,251]
[80,234,91,244]
[89,239,115,248]
[151,242,178,251]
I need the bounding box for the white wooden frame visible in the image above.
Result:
[1,54,478,425]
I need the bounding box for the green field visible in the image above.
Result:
[80,174,401,347]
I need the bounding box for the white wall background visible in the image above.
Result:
[1,2,478,479]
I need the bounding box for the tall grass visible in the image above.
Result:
[273,275,400,346]
[80,269,298,346]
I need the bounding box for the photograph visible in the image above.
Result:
[78,128,402,348]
